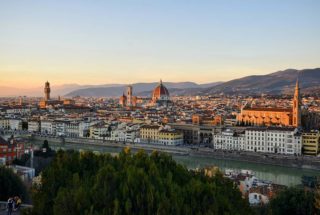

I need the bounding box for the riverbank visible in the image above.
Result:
[29,135,320,171]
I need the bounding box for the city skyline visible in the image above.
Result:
[1,1,320,213]
[1,0,320,87]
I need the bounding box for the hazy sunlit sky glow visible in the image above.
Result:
[0,0,319,88]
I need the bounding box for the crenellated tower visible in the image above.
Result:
[44,81,51,101]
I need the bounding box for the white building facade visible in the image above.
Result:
[28,121,40,133]
[213,127,302,155]
[245,128,302,155]
[213,129,245,151]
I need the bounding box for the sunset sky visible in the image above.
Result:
[0,0,319,88]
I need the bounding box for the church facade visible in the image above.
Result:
[237,80,301,127]
[119,85,137,107]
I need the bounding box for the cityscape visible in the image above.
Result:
[1,1,320,215]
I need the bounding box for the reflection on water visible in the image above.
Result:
[173,155,320,186]
[29,140,320,186]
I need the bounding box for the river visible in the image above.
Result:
[28,139,320,187]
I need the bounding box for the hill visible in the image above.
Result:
[65,82,222,97]
[0,84,125,97]
[202,68,320,95]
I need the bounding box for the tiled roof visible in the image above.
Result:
[243,107,292,112]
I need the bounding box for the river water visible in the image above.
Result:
[29,139,320,187]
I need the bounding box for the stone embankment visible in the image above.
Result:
[30,136,320,171]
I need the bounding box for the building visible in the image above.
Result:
[0,137,24,164]
[169,123,216,145]
[213,128,245,151]
[65,121,80,138]
[237,80,301,127]
[40,120,55,135]
[39,81,63,108]
[28,120,40,133]
[5,106,31,115]
[292,80,302,127]
[192,114,222,126]
[89,124,110,139]
[9,119,22,131]
[140,125,161,144]
[127,85,133,106]
[44,81,50,101]
[119,93,127,107]
[245,127,302,155]
[151,80,172,107]
[0,118,9,129]
[79,120,99,138]
[119,85,137,107]
[248,190,269,206]
[54,120,66,136]
[302,131,320,156]
[158,130,183,146]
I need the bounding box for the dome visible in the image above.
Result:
[152,80,169,101]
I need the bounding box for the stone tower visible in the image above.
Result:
[44,81,51,101]
[127,85,133,106]
[292,79,301,127]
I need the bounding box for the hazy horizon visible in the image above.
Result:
[0,66,318,90]
[1,0,320,87]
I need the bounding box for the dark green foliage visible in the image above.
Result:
[13,153,30,166]
[267,187,319,215]
[0,166,28,201]
[34,140,54,158]
[42,140,51,152]
[30,149,252,215]
[22,121,28,130]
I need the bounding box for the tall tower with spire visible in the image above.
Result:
[292,79,301,127]
[44,81,51,101]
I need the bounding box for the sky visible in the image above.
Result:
[0,0,319,88]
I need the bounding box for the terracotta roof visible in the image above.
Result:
[141,125,161,129]
[243,107,292,112]
[152,81,169,99]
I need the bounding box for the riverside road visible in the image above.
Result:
[27,135,320,171]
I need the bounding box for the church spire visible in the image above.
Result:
[292,78,301,127]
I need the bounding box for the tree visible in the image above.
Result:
[30,150,253,215]
[315,187,320,211]
[22,121,28,130]
[0,166,29,201]
[268,187,319,215]
[42,140,50,151]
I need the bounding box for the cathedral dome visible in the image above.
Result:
[152,80,169,101]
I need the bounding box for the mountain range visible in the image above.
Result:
[65,68,320,97]
[1,68,319,97]
[202,68,320,95]
[65,82,222,97]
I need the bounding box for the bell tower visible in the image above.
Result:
[292,79,301,127]
[127,85,133,106]
[44,81,51,101]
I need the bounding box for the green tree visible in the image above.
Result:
[30,150,253,215]
[0,166,29,201]
[42,140,50,151]
[268,187,319,215]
